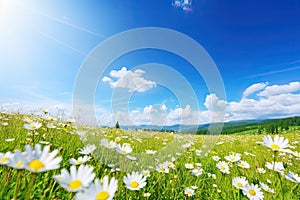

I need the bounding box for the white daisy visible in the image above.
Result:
[191,168,203,177]
[75,176,118,200]
[285,172,300,183]
[184,187,195,197]
[7,150,28,169]
[156,163,169,173]
[225,153,241,162]
[69,156,91,165]
[185,163,194,169]
[143,192,151,197]
[232,177,248,189]
[260,183,275,193]
[141,170,151,178]
[123,171,147,191]
[53,165,95,192]
[145,150,157,155]
[262,135,289,151]
[5,138,15,142]
[257,168,266,174]
[24,122,42,131]
[242,184,264,200]
[79,144,97,155]
[0,151,13,165]
[163,161,175,169]
[25,144,62,173]
[265,162,284,173]
[238,161,250,169]
[101,139,117,149]
[116,144,132,155]
[216,161,230,174]
[212,156,221,161]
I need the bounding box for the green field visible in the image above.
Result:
[0,112,299,199]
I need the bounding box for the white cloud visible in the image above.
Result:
[102,67,156,93]
[242,82,268,99]
[258,81,300,97]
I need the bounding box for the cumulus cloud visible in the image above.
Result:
[102,67,156,93]
[258,81,300,97]
[242,82,268,99]
[225,81,300,121]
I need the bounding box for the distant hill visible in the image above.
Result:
[119,116,300,134]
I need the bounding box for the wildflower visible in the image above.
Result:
[7,150,28,169]
[145,150,157,155]
[257,168,266,174]
[185,163,194,169]
[260,183,275,193]
[265,162,284,173]
[25,144,62,173]
[191,168,203,177]
[123,172,147,191]
[143,192,151,197]
[75,176,118,200]
[156,163,169,173]
[69,156,91,165]
[262,135,289,151]
[242,184,264,200]
[191,185,198,190]
[285,172,300,183]
[238,161,250,169]
[126,155,137,161]
[212,156,221,161]
[53,165,95,192]
[24,122,42,131]
[142,170,150,178]
[184,187,195,197]
[225,153,241,162]
[5,138,15,142]
[216,161,230,174]
[79,144,96,155]
[101,139,117,149]
[116,144,132,155]
[232,177,248,189]
[163,161,175,169]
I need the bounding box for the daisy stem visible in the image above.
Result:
[14,169,24,198]
[276,172,284,200]
[25,173,37,200]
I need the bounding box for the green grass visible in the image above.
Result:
[0,112,299,199]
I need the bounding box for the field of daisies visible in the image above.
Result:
[0,111,299,199]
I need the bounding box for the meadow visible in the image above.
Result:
[0,112,299,199]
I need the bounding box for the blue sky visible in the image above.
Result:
[0,0,300,126]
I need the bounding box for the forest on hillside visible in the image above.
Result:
[196,116,300,135]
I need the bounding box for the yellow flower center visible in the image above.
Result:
[237,182,243,187]
[121,150,127,154]
[76,160,82,165]
[249,189,256,196]
[69,180,82,190]
[30,125,36,129]
[130,181,139,188]
[271,144,280,150]
[16,161,23,167]
[160,167,165,172]
[221,166,226,170]
[240,163,245,167]
[0,157,8,163]
[96,191,110,200]
[28,160,45,172]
